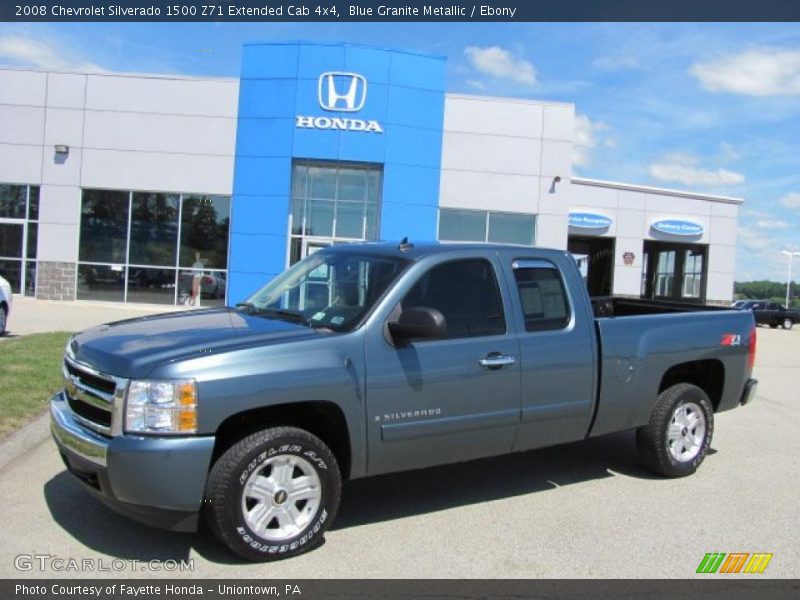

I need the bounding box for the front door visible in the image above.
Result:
[364,257,521,475]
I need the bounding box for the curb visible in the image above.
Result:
[0,411,52,473]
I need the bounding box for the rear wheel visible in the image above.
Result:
[636,383,714,478]
[782,318,793,330]
[204,426,341,561]
[0,305,7,336]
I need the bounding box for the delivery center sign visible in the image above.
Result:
[296,72,384,133]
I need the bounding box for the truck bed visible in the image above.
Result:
[590,296,730,318]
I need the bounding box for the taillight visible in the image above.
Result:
[747,326,757,371]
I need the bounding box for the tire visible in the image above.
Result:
[782,318,793,330]
[204,426,341,562]
[636,383,714,478]
[0,306,6,336]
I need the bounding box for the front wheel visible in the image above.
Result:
[636,383,714,478]
[204,426,341,561]
[782,318,793,330]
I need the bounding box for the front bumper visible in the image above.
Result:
[740,378,758,406]
[50,392,215,532]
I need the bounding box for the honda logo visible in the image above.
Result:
[318,72,367,112]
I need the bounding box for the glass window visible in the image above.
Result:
[77,264,126,302]
[488,212,536,245]
[129,193,179,267]
[306,199,334,237]
[79,190,130,264]
[289,161,383,266]
[682,250,704,299]
[0,259,22,293]
[28,186,39,221]
[514,266,570,332]
[439,208,536,246]
[26,222,37,259]
[401,259,506,339]
[179,195,230,270]
[0,223,23,258]
[438,209,487,242]
[0,184,27,219]
[335,201,364,239]
[127,267,177,305]
[655,250,675,298]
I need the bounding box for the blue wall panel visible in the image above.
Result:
[229,42,446,304]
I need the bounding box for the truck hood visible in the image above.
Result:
[69,308,319,379]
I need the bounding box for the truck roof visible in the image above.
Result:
[328,240,570,261]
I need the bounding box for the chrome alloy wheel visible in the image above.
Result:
[241,454,322,542]
[667,402,706,462]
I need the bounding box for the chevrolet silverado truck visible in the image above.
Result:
[51,242,758,561]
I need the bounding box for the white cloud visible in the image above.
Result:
[573,113,612,168]
[463,46,536,86]
[690,48,800,96]
[0,34,103,72]
[647,160,745,187]
[779,192,800,210]
[719,142,742,162]
[738,227,770,252]
[756,219,790,230]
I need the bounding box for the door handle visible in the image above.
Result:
[479,354,516,369]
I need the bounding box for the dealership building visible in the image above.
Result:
[0,41,742,307]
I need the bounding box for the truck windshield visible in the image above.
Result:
[241,250,410,331]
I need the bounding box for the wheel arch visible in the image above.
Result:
[211,400,352,480]
[659,359,725,411]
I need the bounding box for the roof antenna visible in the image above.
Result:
[398,237,414,251]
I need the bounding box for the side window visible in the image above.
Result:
[401,258,506,338]
[513,263,571,332]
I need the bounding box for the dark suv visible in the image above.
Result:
[735,300,799,330]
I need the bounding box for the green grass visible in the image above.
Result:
[0,332,72,438]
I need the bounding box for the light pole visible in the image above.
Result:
[781,250,800,309]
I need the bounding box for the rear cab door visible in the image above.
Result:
[498,250,598,451]
[363,250,522,475]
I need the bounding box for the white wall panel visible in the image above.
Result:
[444,95,543,138]
[39,184,80,225]
[645,193,713,216]
[439,169,539,213]
[81,149,234,195]
[441,132,542,175]
[708,243,737,275]
[0,143,43,183]
[706,272,735,303]
[709,216,738,246]
[85,75,238,117]
[0,70,46,106]
[83,110,236,155]
[37,222,79,263]
[46,73,86,108]
[42,148,82,186]
[540,139,573,178]
[542,104,575,141]
[0,105,45,145]
[536,213,568,249]
[44,108,85,148]
[612,265,642,297]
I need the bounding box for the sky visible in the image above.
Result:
[0,21,799,282]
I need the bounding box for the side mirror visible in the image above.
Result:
[388,307,446,343]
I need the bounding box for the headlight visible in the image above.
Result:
[125,379,197,434]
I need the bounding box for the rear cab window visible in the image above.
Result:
[512,259,571,332]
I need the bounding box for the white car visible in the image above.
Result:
[0,275,11,336]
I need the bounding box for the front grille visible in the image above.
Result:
[63,356,119,435]
[67,395,112,428]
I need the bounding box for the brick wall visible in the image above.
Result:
[36,261,76,301]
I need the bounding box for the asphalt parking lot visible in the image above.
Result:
[0,308,797,578]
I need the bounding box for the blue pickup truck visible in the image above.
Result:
[51,242,758,561]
